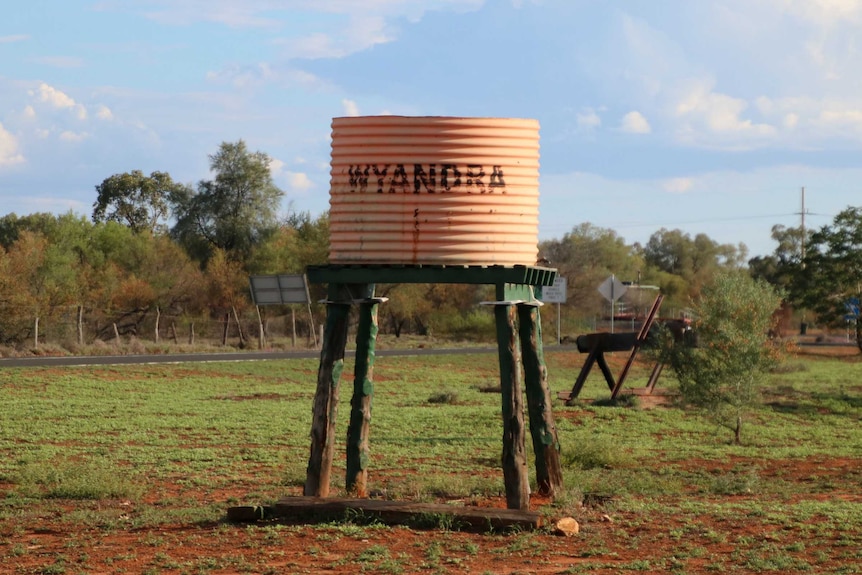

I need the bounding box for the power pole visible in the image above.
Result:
[800,186,806,264]
[799,186,808,335]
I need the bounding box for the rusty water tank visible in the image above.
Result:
[328,116,540,265]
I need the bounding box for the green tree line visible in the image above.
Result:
[1,138,858,349]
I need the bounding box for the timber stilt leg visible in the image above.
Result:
[346,298,383,496]
[305,300,350,497]
[518,303,563,497]
[495,303,529,511]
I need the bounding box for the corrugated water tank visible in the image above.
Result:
[328,116,541,265]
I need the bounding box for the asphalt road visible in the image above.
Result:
[0,341,850,369]
[0,346,517,368]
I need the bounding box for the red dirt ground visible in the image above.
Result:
[2,344,859,574]
[3,451,860,574]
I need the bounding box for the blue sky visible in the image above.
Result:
[2,0,861,257]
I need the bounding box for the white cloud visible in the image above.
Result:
[276,15,393,60]
[269,158,286,176]
[132,1,284,28]
[0,123,25,167]
[269,158,314,191]
[287,171,313,191]
[22,105,36,120]
[663,177,693,194]
[605,5,862,147]
[817,106,862,134]
[110,0,481,60]
[769,0,862,26]
[58,131,89,142]
[783,113,799,129]
[672,79,776,146]
[621,111,651,134]
[269,159,314,191]
[751,95,862,142]
[577,110,601,129]
[96,105,114,120]
[205,62,327,91]
[35,83,77,109]
[278,32,341,60]
[342,99,360,117]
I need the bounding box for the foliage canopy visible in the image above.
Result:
[92,170,191,234]
[793,207,862,350]
[663,271,785,444]
[172,140,284,265]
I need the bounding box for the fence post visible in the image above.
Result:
[154,306,160,343]
[255,305,266,349]
[77,306,84,346]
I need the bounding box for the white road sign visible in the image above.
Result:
[540,277,567,303]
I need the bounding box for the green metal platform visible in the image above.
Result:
[306,263,557,287]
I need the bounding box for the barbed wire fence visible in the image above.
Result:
[0,305,323,353]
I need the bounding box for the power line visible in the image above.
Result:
[542,211,834,233]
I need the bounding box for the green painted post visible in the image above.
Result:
[518,303,563,496]
[346,299,380,496]
[494,300,530,510]
[304,296,351,497]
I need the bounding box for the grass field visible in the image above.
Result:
[0,346,860,574]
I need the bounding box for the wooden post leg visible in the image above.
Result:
[304,300,350,497]
[495,303,529,511]
[595,352,617,392]
[567,347,598,405]
[518,304,563,497]
[346,299,380,497]
[646,362,665,393]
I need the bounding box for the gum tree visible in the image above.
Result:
[93,170,190,234]
[793,206,862,351]
[172,140,283,266]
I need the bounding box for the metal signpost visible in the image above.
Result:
[539,276,567,345]
[845,298,860,342]
[597,274,627,333]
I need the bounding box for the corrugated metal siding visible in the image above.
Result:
[328,116,541,265]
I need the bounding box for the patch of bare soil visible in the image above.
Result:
[796,343,861,359]
[4,454,861,575]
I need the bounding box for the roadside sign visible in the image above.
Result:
[540,276,567,303]
[249,274,310,305]
[598,275,627,303]
[845,298,860,318]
